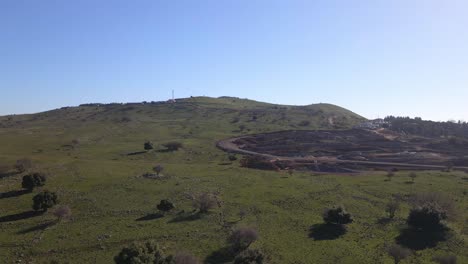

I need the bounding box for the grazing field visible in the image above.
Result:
[0,97,466,264]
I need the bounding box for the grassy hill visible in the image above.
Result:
[0,97,466,263]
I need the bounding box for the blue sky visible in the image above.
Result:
[1,0,467,121]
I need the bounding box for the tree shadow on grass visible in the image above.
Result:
[0,211,44,223]
[0,189,29,199]
[0,171,20,179]
[376,217,394,225]
[17,220,57,234]
[126,151,147,156]
[168,211,202,223]
[396,227,450,250]
[135,213,164,221]
[204,246,235,264]
[309,223,347,240]
[404,181,415,184]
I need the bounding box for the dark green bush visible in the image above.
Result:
[323,206,353,225]
[22,173,46,191]
[32,191,58,211]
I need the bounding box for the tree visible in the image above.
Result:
[33,191,58,211]
[53,205,72,222]
[432,255,457,264]
[157,200,174,214]
[409,172,417,183]
[163,141,183,151]
[21,173,47,191]
[323,206,353,225]
[234,249,265,264]
[385,200,400,219]
[386,170,395,181]
[407,204,447,231]
[387,244,411,264]
[15,158,32,173]
[114,240,173,264]
[144,141,154,151]
[192,192,217,214]
[228,227,259,252]
[173,252,199,264]
[153,165,164,176]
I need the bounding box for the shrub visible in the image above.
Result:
[407,204,447,231]
[163,141,183,151]
[228,227,259,252]
[191,192,217,213]
[157,200,175,214]
[144,141,154,151]
[234,249,265,264]
[22,173,47,191]
[409,172,417,182]
[385,200,400,219]
[387,244,411,264]
[432,255,457,264]
[173,252,199,264]
[114,240,172,264]
[323,206,353,225]
[386,170,395,181]
[53,205,72,221]
[15,158,32,173]
[153,165,164,176]
[33,191,58,211]
[228,154,238,161]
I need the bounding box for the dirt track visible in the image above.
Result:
[217,129,468,172]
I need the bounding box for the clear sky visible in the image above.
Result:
[1,0,467,121]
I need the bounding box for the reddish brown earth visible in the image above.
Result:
[217,129,468,172]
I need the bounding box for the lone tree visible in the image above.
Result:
[407,192,455,231]
[32,191,58,211]
[53,205,72,222]
[387,244,411,264]
[385,200,400,219]
[234,249,265,264]
[386,170,395,181]
[228,227,259,252]
[15,158,32,173]
[192,192,217,214]
[144,141,154,151]
[323,206,353,225]
[114,240,173,264]
[409,172,417,183]
[153,165,164,176]
[22,173,47,191]
[163,141,183,151]
[157,200,174,214]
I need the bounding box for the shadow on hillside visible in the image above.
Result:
[17,220,57,234]
[0,211,44,223]
[136,213,164,221]
[0,189,29,199]
[204,246,235,264]
[0,171,20,179]
[126,151,147,156]
[168,211,201,223]
[396,227,450,250]
[404,181,415,184]
[309,223,347,240]
[156,149,173,153]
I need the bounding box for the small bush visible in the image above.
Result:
[157,200,175,214]
[385,200,400,219]
[114,240,172,264]
[153,165,164,175]
[234,249,265,264]
[228,227,259,252]
[323,206,353,225]
[432,255,457,264]
[386,170,395,181]
[144,141,154,151]
[163,141,183,151]
[191,192,217,213]
[409,172,417,182]
[228,154,238,161]
[407,204,447,231]
[53,205,72,221]
[173,252,199,264]
[387,244,411,264]
[33,191,58,211]
[15,158,33,173]
[22,173,47,191]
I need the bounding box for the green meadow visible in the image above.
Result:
[0,97,466,263]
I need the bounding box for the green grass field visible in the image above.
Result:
[0,97,466,263]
